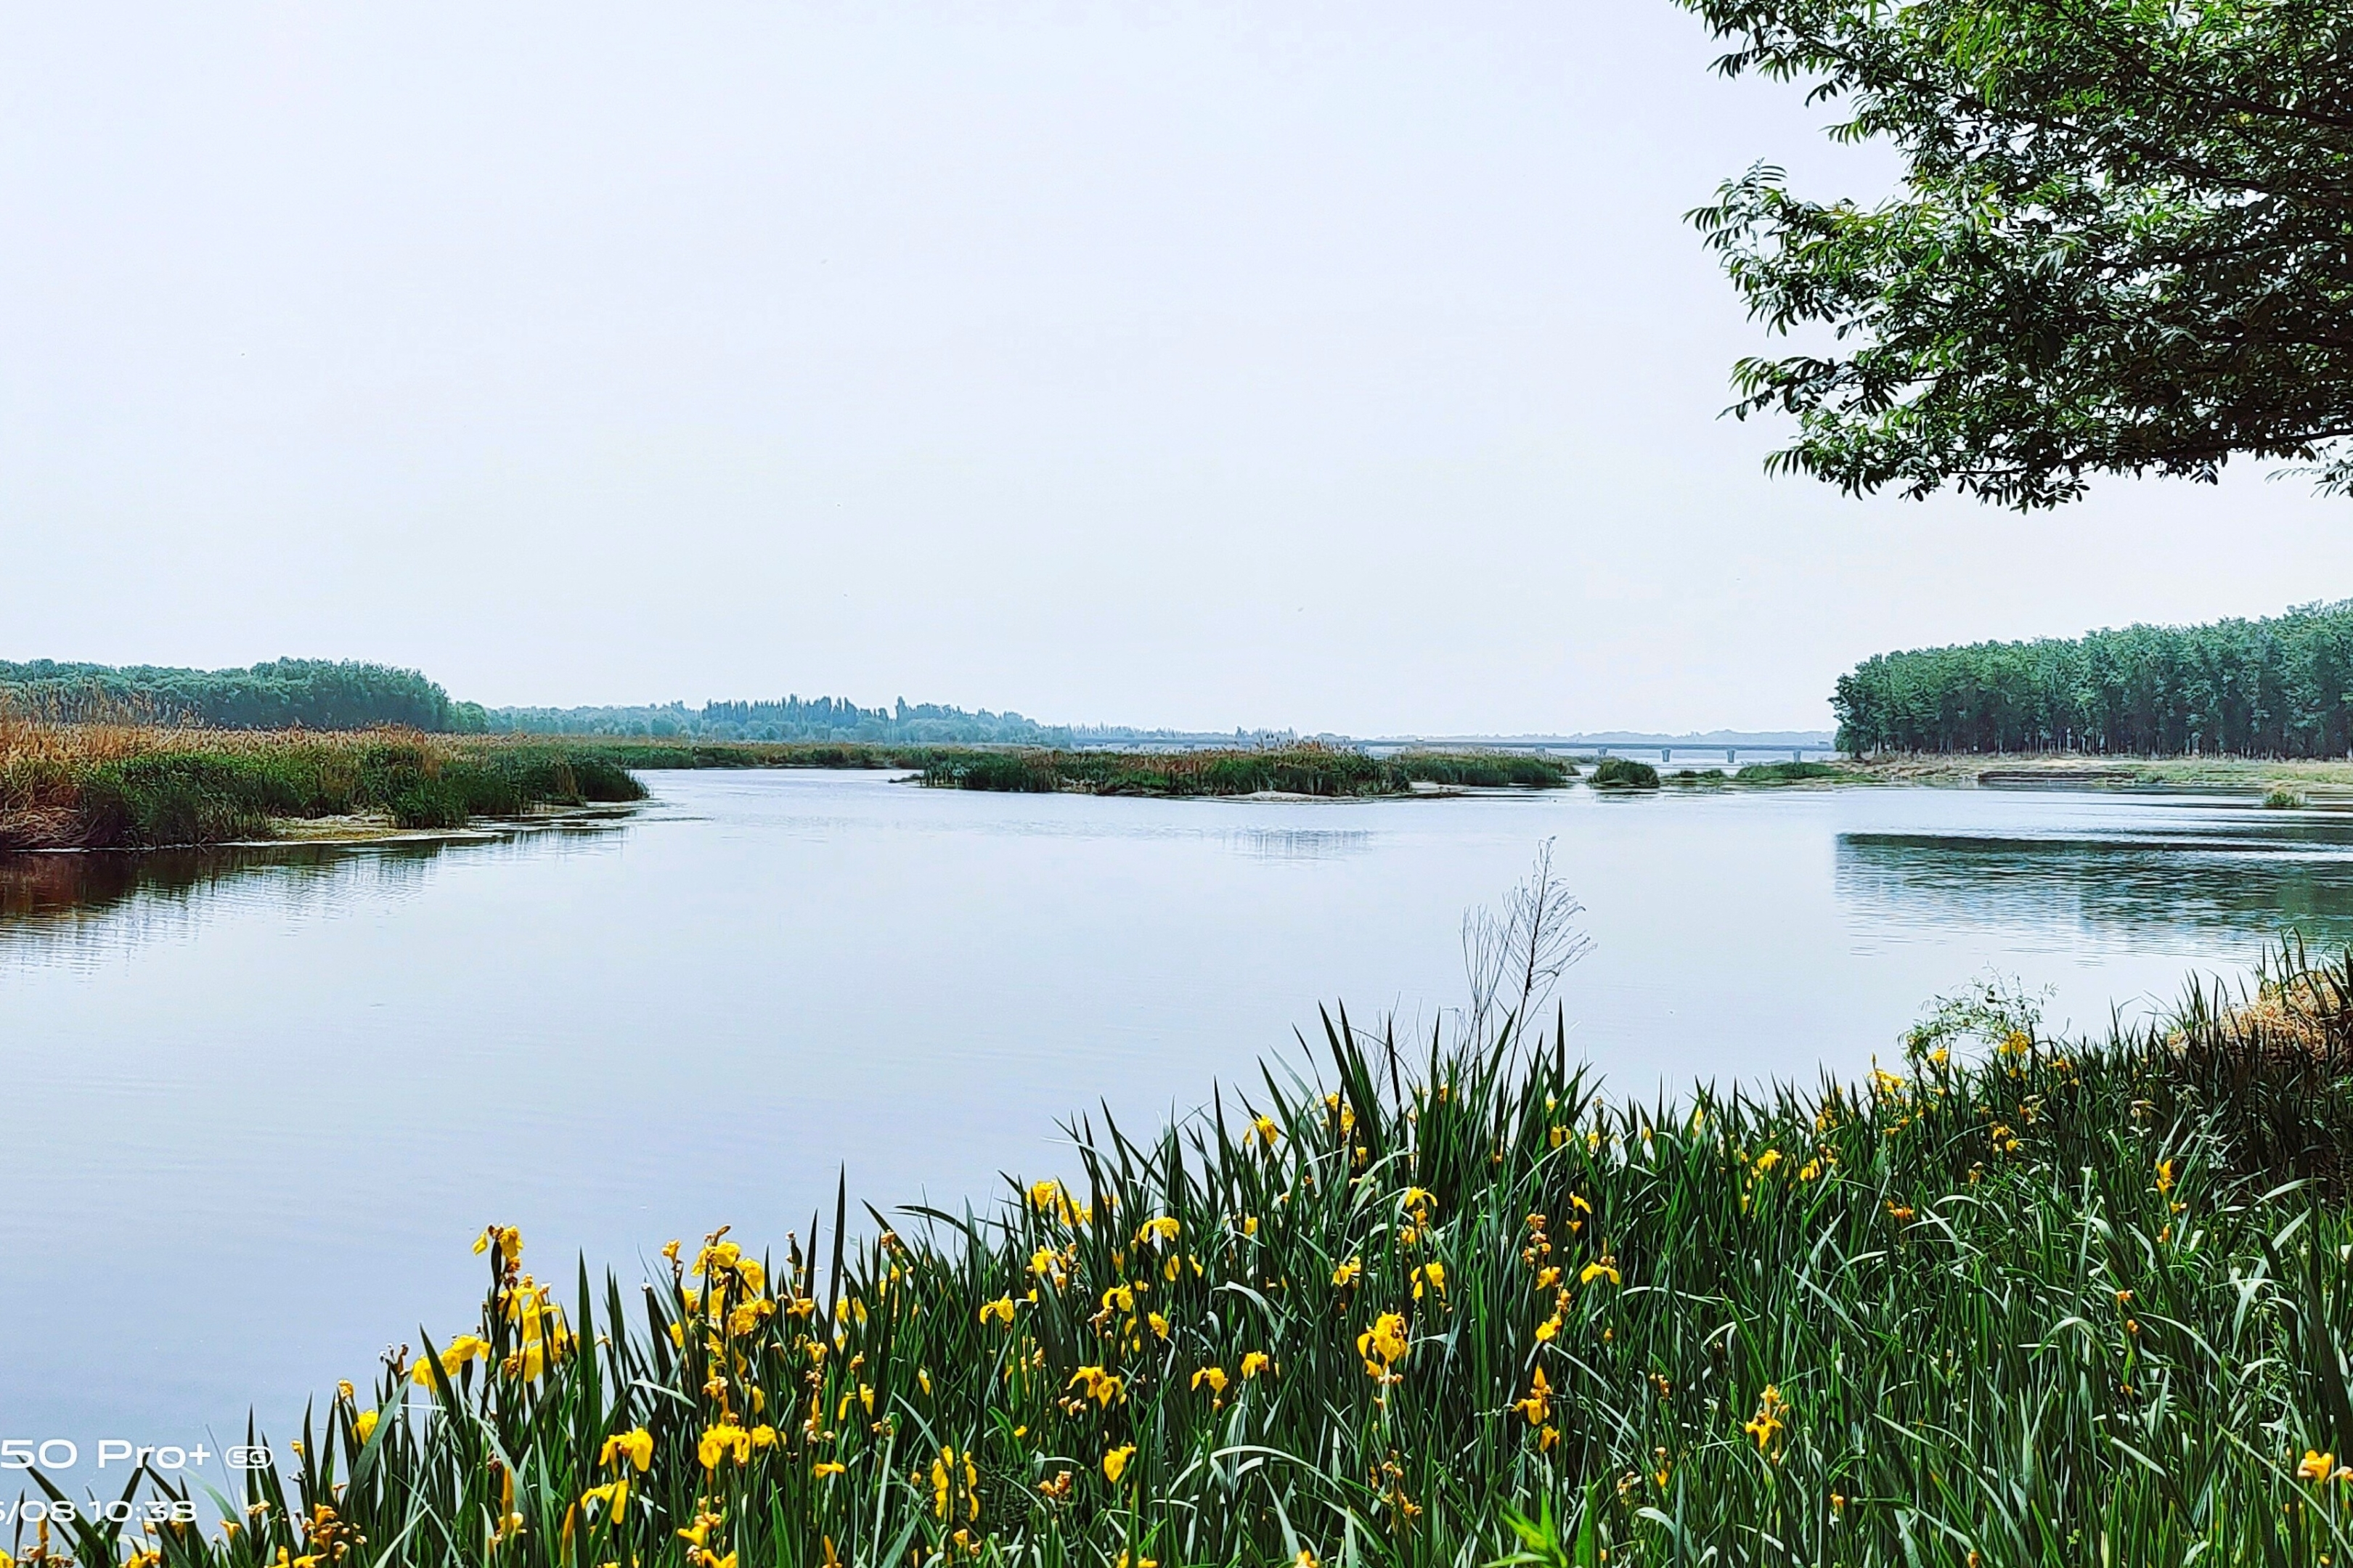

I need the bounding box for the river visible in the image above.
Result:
[5,769,2351,1477]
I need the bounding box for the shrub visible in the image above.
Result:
[1589,756,1661,789]
[1734,760,1843,784]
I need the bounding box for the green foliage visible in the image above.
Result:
[1587,758,1661,789]
[1835,600,2353,754]
[1396,753,1574,788]
[387,780,472,830]
[85,947,2353,1568]
[921,748,1572,797]
[2267,786,2312,810]
[494,696,1077,746]
[1680,0,2353,507]
[74,756,282,846]
[1733,760,1842,783]
[0,658,468,730]
[10,739,650,848]
[491,698,1307,751]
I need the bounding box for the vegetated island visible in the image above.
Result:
[118,935,2353,1567]
[916,746,1573,796]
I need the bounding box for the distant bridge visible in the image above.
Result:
[1355,739,1842,764]
[1584,742,1842,764]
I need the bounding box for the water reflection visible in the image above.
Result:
[1836,804,2353,951]
[0,816,629,964]
[1225,827,1375,862]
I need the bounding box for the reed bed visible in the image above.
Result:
[24,937,2352,1568]
[921,747,1573,796]
[0,722,645,849]
[1732,761,1843,785]
[1586,758,1660,790]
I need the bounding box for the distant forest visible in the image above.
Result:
[489,695,1292,749]
[1835,601,2353,756]
[0,658,484,732]
[490,696,1069,744]
[0,661,1301,748]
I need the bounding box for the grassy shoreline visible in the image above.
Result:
[0,723,646,851]
[1844,754,2353,791]
[0,733,1578,851]
[45,944,2349,1568]
[1656,754,2353,793]
[16,722,2353,854]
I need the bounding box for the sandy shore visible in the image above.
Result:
[1838,755,2353,791]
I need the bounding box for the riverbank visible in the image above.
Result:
[21,722,2353,854]
[0,732,1579,849]
[107,945,2352,1568]
[0,722,646,850]
[1644,753,2353,795]
[1846,754,2353,791]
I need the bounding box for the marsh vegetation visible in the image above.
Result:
[0,722,645,850]
[919,748,1574,797]
[1586,758,1661,790]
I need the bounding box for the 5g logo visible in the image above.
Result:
[225,1447,273,1471]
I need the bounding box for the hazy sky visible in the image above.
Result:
[4,4,2345,733]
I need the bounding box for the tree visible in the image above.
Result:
[1679,0,2353,507]
[1831,600,2353,756]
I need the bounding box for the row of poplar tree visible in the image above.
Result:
[1834,602,2353,756]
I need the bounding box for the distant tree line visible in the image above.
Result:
[1835,602,2353,756]
[0,658,484,732]
[491,695,1074,745]
[492,694,1305,748]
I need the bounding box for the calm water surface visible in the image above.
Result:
[7,770,2353,1470]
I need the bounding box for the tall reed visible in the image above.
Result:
[0,724,646,849]
[921,747,1573,796]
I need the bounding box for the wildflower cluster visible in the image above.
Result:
[99,947,2353,1568]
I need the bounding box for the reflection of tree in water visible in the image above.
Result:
[1836,829,2353,950]
[0,821,624,960]
[0,844,449,955]
[1227,828,1375,863]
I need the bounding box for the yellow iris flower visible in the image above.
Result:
[601,1429,653,1471]
[412,1335,492,1386]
